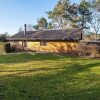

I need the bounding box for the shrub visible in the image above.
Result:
[76,43,100,57]
[4,43,11,53]
[4,43,15,53]
[10,42,23,51]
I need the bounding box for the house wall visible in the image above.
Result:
[10,41,78,53]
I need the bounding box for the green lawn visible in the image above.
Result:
[0,53,100,100]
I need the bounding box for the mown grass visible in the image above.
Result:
[0,53,100,100]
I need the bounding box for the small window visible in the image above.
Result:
[24,41,27,47]
[40,41,47,46]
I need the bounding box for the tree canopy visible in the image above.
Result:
[37,17,48,30]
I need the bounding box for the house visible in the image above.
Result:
[8,25,82,53]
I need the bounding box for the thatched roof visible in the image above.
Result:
[8,29,82,41]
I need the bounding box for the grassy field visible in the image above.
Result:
[0,53,100,100]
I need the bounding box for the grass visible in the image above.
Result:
[0,53,100,100]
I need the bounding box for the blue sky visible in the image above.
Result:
[0,0,80,35]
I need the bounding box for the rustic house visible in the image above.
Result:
[8,25,82,53]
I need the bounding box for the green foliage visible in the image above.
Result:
[78,0,92,30]
[48,22,53,29]
[0,53,100,100]
[33,25,39,30]
[47,0,71,29]
[47,0,92,30]
[4,43,12,53]
[4,43,15,53]
[0,32,9,42]
[37,17,48,30]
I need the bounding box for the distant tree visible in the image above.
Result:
[48,22,54,29]
[18,24,34,32]
[47,0,71,29]
[37,17,48,30]
[33,25,39,30]
[0,32,10,42]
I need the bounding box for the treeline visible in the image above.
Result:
[0,32,10,42]
[19,0,100,40]
[34,0,93,31]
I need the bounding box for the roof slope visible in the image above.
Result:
[8,29,82,41]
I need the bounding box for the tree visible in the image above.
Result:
[68,3,80,28]
[95,0,100,12]
[47,0,71,29]
[89,0,100,40]
[90,13,100,40]
[18,24,34,32]
[33,25,39,30]
[0,32,10,42]
[48,22,53,29]
[78,0,92,39]
[37,17,48,30]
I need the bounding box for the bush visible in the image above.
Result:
[10,42,23,51]
[4,43,15,53]
[4,43,11,53]
[76,43,100,57]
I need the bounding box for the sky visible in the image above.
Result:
[0,0,80,35]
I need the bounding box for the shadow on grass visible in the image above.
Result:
[0,52,94,64]
[0,61,100,100]
[0,53,68,64]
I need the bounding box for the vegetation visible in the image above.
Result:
[76,43,100,57]
[0,43,15,54]
[93,0,100,12]
[47,0,92,31]
[0,53,100,100]
[0,32,9,42]
[33,25,39,30]
[37,17,48,30]
[18,0,99,40]
[0,43,6,54]
[47,0,71,29]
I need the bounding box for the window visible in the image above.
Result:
[40,41,47,46]
[23,41,27,47]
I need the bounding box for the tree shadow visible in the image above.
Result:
[0,53,67,64]
[0,61,100,100]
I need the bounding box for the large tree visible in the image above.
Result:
[90,0,100,40]
[47,0,71,29]
[68,3,79,28]
[77,0,92,39]
[90,15,100,40]
[37,17,48,30]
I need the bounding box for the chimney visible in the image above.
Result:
[24,24,27,35]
